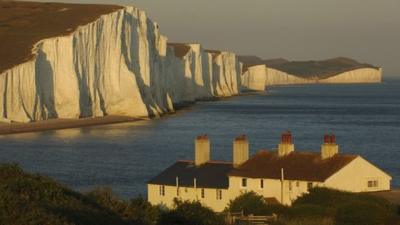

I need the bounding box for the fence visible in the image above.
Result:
[225,211,277,225]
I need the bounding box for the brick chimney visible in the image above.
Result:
[321,134,339,159]
[233,135,249,168]
[195,134,210,166]
[278,131,294,157]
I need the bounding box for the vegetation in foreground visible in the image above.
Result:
[225,190,400,225]
[1,164,399,225]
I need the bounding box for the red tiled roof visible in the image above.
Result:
[228,150,358,182]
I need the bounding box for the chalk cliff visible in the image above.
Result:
[241,65,267,91]
[239,56,382,91]
[318,68,382,84]
[0,5,241,122]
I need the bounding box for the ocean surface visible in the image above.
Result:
[1,81,399,198]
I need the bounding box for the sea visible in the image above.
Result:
[1,80,399,198]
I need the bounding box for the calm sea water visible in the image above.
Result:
[0,80,399,198]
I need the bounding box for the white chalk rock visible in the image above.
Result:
[242,65,267,91]
[0,6,242,123]
[319,68,382,84]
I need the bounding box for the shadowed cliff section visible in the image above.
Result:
[239,56,380,79]
[167,43,191,59]
[0,1,123,73]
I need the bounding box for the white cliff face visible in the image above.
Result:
[240,65,382,92]
[265,68,314,86]
[211,52,241,97]
[0,6,241,123]
[241,65,267,91]
[319,68,382,84]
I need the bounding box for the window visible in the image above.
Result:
[159,185,165,196]
[368,180,379,188]
[289,181,292,191]
[307,182,313,190]
[242,178,247,188]
[260,179,264,189]
[216,189,222,200]
[176,188,180,197]
[296,181,300,188]
[201,188,205,198]
[185,187,188,193]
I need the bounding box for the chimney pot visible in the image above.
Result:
[330,134,336,144]
[321,134,339,159]
[278,131,294,156]
[324,134,331,144]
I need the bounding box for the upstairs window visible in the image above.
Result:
[296,181,300,187]
[289,181,293,191]
[307,182,313,190]
[242,178,247,188]
[216,189,222,200]
[201,188,205,198]
[159,185,165,196]
[260,179,264,189]
[177,188,180,197]
[368,180,379,188]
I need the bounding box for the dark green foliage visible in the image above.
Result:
[293,187,393,210]
[87,187,160,225]
[227,188,400,225]
[284,204,333,219]
[158,199,226,225]
[0,164,128,225]
[290,187,400,225]
[225,191,286,216]
[335,201,391,225]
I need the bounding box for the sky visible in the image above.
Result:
[26,0,400,78]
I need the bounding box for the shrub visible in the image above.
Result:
[225,191,286,216]
[157,199,225,225]
[87,187,160,225]
[0,164,127,225]
[335,201,393,225]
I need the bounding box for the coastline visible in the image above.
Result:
[0,116,142,136]
[0,80,386,136]
[0,95,239,135]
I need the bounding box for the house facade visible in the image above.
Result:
[147,133,392,212]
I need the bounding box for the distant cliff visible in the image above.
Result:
[240,56,382,91]
[0,2,241,123]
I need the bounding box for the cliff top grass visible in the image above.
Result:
[0,1,123,73]
[239,56,380,79]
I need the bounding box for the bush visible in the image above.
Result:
[225,191,286,216]
[335,201,393,225]
[0,164,127,225]
[157,199,225,225]
[285,204,333,219]
[292,187,399,225]
[87,187,160,225]
[273,217,333,225]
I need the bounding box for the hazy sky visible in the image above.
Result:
[27,0,400,77]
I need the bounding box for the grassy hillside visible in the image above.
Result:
[0,1,122,73]
[0,164,130,225]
